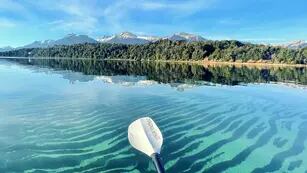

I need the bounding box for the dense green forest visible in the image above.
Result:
[7,58,307,85]
[1,40,307,64]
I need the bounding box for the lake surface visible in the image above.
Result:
[0,58,307,173]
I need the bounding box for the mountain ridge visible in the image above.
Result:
[97,32,151,44]
[282,40,307,49]
[0,46,14,52]
[168,32,207,42]
[22,34,98,49]
[1,32,306,52]
[1,32,207,51]
[96,32,205,44]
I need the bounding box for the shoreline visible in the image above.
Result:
[109,59,307,68]
[1,56,307,68]
[201,60,307,68]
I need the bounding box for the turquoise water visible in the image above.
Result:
[0,59,307,173]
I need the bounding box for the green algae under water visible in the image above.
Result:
[0,58,307,173]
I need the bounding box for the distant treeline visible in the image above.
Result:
[8,58,307,85]
[1,40,307,64]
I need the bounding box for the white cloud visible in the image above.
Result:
[102,0,217,32]
[0,0,26,12]
[49,17,98,33]
[1,0,217,34]
[0,0,32,20]
[140,0,215,11]
[0,18,16,28]
[30,0,103,33]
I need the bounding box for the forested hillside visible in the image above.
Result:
[1,40,307,64]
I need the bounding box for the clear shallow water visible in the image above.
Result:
[0,59,307,173]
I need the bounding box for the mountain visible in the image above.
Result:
[22,40,55,49]
[282,40,307,49]
[97,32,151,44]
[2,32,207,52]
[0,46,14,52]
[53,34,98,45]
[137,35,160,42]
[97,32,206,44]
[22,34,98,48]
[168,32,206,42]
[6,32,208,50]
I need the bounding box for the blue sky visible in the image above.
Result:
[0,0,306,47]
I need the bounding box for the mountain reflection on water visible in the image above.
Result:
[4,58,307,87]
[1,57,307,173]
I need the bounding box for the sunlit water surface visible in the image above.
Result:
[0,59,307,173]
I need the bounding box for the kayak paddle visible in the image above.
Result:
[128,117,165,173]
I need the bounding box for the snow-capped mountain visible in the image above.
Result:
[0,46,14,52]
[22,34,98,48]
[282,40,307,49]
[2,32,208,51]
[96,35,113,42]
[168,32,206,42]
[137,35,160,42]
[97,32,206,44]
[97,32,151,44]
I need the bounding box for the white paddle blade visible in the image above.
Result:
[128,117,163,157]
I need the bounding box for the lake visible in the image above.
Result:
[0,58,307,173]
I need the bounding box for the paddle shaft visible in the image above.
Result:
[151,153,165,173]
